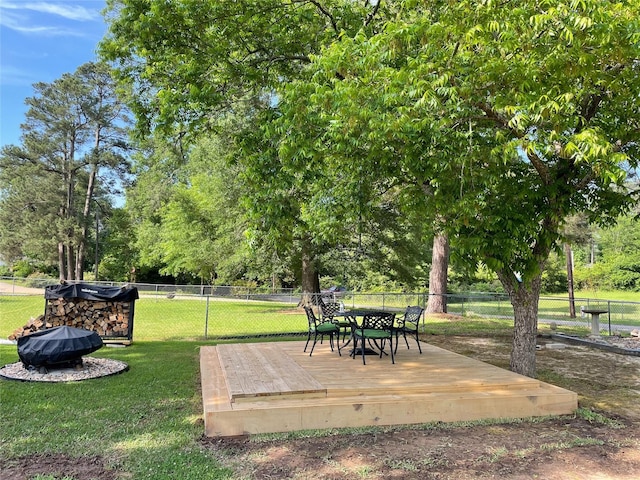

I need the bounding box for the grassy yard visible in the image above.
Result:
[1,341,233,479]
[1,294,638,479]
[0,295,305,341]
[2,290,638,344]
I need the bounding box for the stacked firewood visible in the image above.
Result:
[9,298,131,340]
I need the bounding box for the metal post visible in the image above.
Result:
[204,295,210,339]
[608,301,611,336]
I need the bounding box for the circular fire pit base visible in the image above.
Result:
[0,357,128,382]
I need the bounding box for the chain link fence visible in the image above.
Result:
[1,278,638,342]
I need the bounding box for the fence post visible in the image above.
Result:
[204,295,210,339]
[607,300,611,336]
[461,295,465,316]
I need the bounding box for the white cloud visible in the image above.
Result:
[1,2,99,21]
[0,10,86,35]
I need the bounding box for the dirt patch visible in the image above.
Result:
[3,334,639,479]
[204,417,640,479]
[0,454,119,480]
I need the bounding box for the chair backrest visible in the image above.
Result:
[404,306,423,324]
[362,312,395,330]
[320,302,341,319]
[303,306,319,330]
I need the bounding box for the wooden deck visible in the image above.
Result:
[201,341,577,437]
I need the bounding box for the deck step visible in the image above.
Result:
[217,343,325,402]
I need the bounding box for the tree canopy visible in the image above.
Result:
[94,0,640,377]
[274,0,640,375]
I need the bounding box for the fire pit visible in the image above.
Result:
[1,327,128,382]
[0,357,129,382]
[18,326,103,370]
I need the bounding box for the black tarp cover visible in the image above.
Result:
[44,282,139,302]
[18,326,103,367]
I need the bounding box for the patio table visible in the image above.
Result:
[335,309,392,356]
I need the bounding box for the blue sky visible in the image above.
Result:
[1,0,107,148]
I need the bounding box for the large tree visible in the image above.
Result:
[131,134,250,283]
[100,0,398,296]
[278,0,639,376]
[0,62,130,280]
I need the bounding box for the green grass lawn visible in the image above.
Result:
[1,291,637,479]
[2,291,638,343]
[565,290,640,302]
[1,341,233,479]
[0,295,306,341]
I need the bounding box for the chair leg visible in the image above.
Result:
[304,332,311,352]
[390,335,395,364]
[403,331,410,349]
[361,336,367,365]
[414,332,422,354]
[309,331,319,356]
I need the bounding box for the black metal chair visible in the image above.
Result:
[350,312,395,365]
[320,300,350,342]
[303,306,341,356]
[394,306,424,354]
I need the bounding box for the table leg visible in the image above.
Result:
[590,313,601,336]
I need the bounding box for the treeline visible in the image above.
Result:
[2,204,638,294]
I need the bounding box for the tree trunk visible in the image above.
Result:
[565,243,576,318]
[497,270,542,378]
[76,243,85,280]
[426,233,449,314]
[63,157,76,280]
[66,241,75,281]
[58,242,66,281]
[299,239,320,306]
[76,128,101,280]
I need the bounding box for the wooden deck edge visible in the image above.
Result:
[326,379,545,397]
[203,387,578,437]
[200,346,232,412]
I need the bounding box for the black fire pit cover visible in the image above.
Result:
[18,326,103,368]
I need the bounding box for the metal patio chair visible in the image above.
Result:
[394,305,424,354]
[303,306,341,357]
[350,311,396,365]
[320,300,350,342]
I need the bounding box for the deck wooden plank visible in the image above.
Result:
[216,343,325,401]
